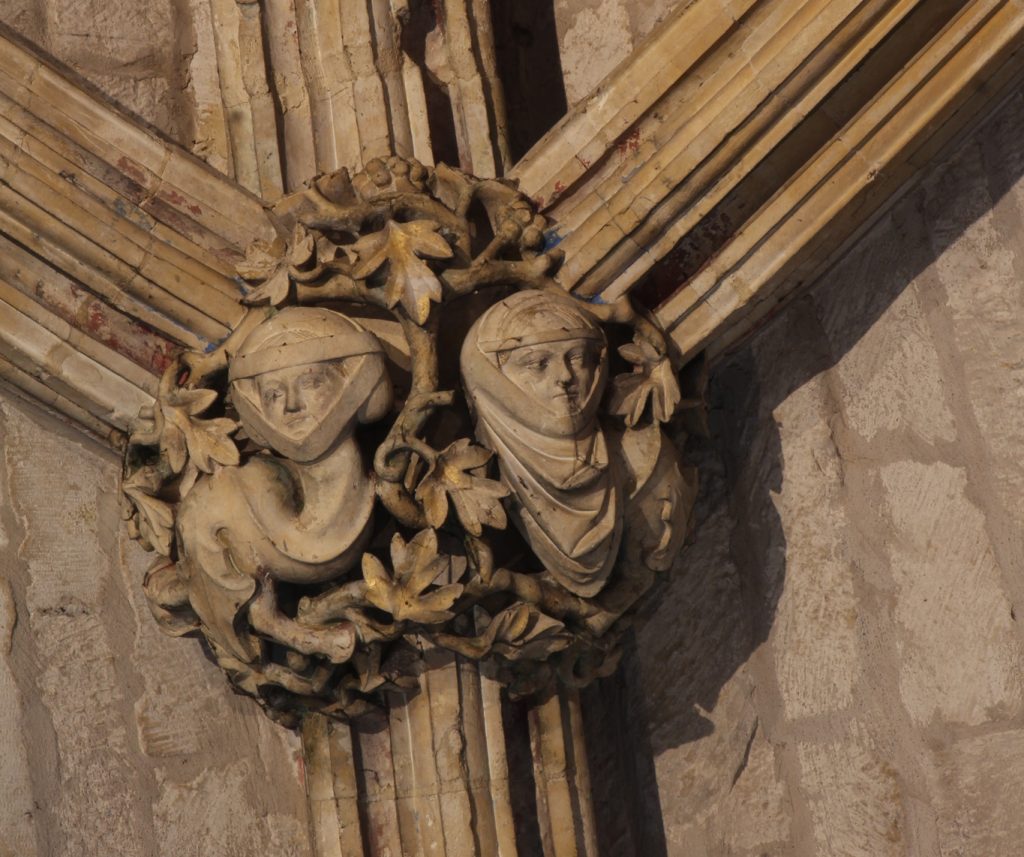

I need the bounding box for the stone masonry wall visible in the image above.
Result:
[0,394,312,857]
[612,85,1024,857]
[0,0,194,143]
[552,0,682,104]
[2,3,1024,855]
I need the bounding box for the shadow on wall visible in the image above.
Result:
[578,86,1024,857]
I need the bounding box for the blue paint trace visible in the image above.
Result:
[542,228,565,251]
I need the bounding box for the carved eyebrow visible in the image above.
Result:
[511,348,553,364]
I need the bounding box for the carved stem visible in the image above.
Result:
[373,312,445,485]
[464,569,599,622]
[300,193,469,244]
[250,583,357,663]
[442,252,561,295]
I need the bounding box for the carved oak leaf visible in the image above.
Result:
[123,468,174,556]
[434,603,571,660]
[289,223,316,268]
[361,529,464,624]
[242,266,291,307]
[609,338,682,427]
[486,604,573,661]
[350,645,421,694]
[414,438,509,536]
[238,231,301,307]
[161,387,240,474]
[350,220,453,323]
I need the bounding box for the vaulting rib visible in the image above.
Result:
[513,0,1024,362]
[0,28,276,439]
[661,0,1024,362]
[2,0,1024,445]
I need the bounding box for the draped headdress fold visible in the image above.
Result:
[460,291,622,597]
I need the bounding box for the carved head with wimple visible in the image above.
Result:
[463,290,608,433]
[229,307,392,461]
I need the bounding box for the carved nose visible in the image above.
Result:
[284,385,302,412]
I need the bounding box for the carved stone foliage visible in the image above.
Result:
[122,157,698,725]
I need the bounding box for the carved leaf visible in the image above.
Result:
[242,266,291,307]
[160,387,239,474]
[414,439,509,536]
[289,223,316,268]
[362,529,464,624]
[178,461,201,500]
[487,604,573,661]
[350,220,453,323]
[434,604,573,661]
[123,469,174,556]
[609,338,681,427]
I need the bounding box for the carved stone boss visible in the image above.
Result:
[122,157,698,850]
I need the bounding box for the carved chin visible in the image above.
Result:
[263,420,352,461]
[275,413,320,438]
[548,393,583,417]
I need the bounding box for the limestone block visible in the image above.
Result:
[0,579,38,857]
[626,0,684,42]
[45,0,175,69]
[654,671,759,851]
[84,74,183,146]
[716,729,790,854]
[556,0,635,105]
[0,0,44,44]
[656,720,792,857]
[797,723,904,857]
[931,728,1024,856]
[880,460,1024,727]
[833,285,956,446]
[768,376,861,721]
[927,135,1024,525]
[153,761,309,857]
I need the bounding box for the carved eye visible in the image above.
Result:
[533,358,549,373]
[262,387,283,404]
[300,372,325,390]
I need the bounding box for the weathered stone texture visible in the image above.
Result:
[930,729,1024,856]
[0,394,311,857]
[880,461,1023,728]
[633,88,1024,855]
[554,0,684,104]
[3,0,193,142]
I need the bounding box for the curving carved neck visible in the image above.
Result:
[248,434,373,568]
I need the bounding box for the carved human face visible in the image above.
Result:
[500,339,601,418]
[255,361,349,440]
